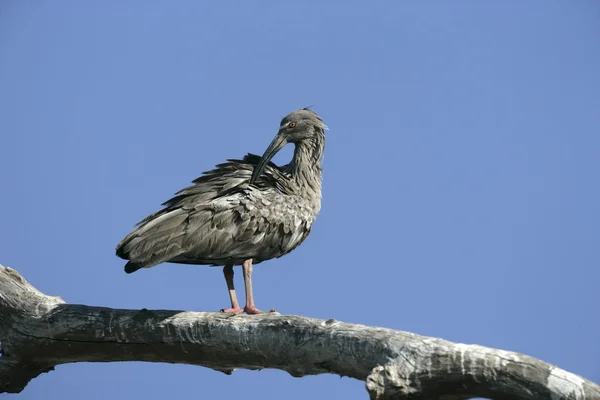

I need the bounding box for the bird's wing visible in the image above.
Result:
[116,154,294,268]
[136,153,289,226]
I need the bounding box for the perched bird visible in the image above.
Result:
[116,108,327,314]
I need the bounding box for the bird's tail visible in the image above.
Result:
[115,208,189,273]
[116,234,146,273]
[124,262,143,274]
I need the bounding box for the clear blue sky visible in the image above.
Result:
[1,2,599,399]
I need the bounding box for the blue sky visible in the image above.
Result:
[1,1,599,399]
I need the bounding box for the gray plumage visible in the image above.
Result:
[116,108,327,277]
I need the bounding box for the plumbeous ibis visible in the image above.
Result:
[116,108,327,314]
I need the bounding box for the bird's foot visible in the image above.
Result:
[221,307,243,314]
[243,305,276,315]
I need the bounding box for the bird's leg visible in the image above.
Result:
[242,259,274,315]
[221,264,242,314]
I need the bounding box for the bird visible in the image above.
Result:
[115,108,327,314]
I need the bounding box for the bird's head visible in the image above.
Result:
[250,108,327,184]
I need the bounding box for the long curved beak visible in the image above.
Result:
[250,133,288,184]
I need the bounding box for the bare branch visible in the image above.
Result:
[0,264,597,399]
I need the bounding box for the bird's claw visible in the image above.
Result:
[220,306,276,315]
[243,306,276,315]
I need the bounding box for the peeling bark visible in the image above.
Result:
[0,264,597,399]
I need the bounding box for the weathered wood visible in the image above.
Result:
[0,264,597,399]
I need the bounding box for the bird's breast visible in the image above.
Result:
[234,189,318,261]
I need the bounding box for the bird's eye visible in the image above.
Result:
[288,122,297,128]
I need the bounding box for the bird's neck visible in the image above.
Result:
[290,135,325,197]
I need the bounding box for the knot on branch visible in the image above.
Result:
[366,361,419,400]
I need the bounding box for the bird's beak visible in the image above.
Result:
[250,133,288,184]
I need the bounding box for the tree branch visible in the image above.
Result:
[0,264,597,399]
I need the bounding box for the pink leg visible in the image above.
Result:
[242,259,274,315]
[221,264,243,314]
